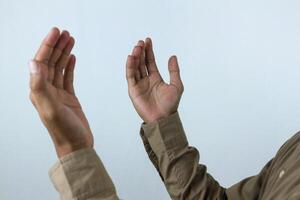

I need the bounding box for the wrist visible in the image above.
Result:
[143,110,178,124]
[55,142,92,158]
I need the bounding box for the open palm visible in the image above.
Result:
[126,39,184,123]
[29,28,93,157]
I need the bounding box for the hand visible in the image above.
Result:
[126,38,184,123]
[29,27,93,157]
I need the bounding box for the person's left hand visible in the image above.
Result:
[126,39,184,123]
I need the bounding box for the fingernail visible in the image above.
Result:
[29,60,40,74]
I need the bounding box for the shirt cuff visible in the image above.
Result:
[141,112,188,155]
[49,148,118,200]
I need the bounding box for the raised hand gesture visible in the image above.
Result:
[29,28,93,157]
[126,38,184,123]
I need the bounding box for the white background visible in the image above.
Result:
[1,0,300,199]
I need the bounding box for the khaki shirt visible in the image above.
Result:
[49,148,119,200]
[50,112,300,199]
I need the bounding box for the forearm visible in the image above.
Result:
[140,112,226,200]
[49,148,119,200]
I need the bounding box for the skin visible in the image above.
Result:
[29,27,93,157]
[126,38,184,123]
[29,28,182,157]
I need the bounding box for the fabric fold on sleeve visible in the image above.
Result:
[49,148,119,200]
[140,112,226,200]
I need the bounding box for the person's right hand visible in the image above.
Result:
[29,28,93,157]
[126,38,184,123]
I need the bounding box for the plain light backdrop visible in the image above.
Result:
[1,0,300,199]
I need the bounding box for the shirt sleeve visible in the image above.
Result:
[140,112,273,200]
[49,148,119,200]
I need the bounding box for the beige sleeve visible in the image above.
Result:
[140,112,273,200]
[49,148,119,200]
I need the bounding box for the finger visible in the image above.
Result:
[135,69,141,82]
[132,45,141,66]
[48,32,72,83]
[34,27,60,64]
[132,45,142,81]
[63,55,76,94]
[168,56,183,91]
[145,38,159,74]
[136,40,144,48]
[29,60,57,113]
[126,55,137,86]
[53,36,75,89]
[29,60,48,93]
[137,40,147,78]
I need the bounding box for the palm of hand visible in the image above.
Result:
[30,28,93,156]
[126,39,183,123]
[47,83,92,136]
[48,85,93,148]
[130,73,181,122]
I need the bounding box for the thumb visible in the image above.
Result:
[29,60,57,115]
[29,60,48,93]
[168,56,183,91]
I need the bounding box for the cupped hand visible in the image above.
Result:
[126,38,184,123]
[29,28,93,157]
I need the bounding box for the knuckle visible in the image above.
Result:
[30,84,40,93]
[35,58,49,65]
[30,80,46,93]
[177,83,184,93]
[48,61,56,68]
[29,92,36,105]
[43,108,59,121]
[146,58,155,64]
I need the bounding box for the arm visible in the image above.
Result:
[140,111,274,200]
[140,112,226,199]
[29,27,118,200]
[125,38,273,199]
